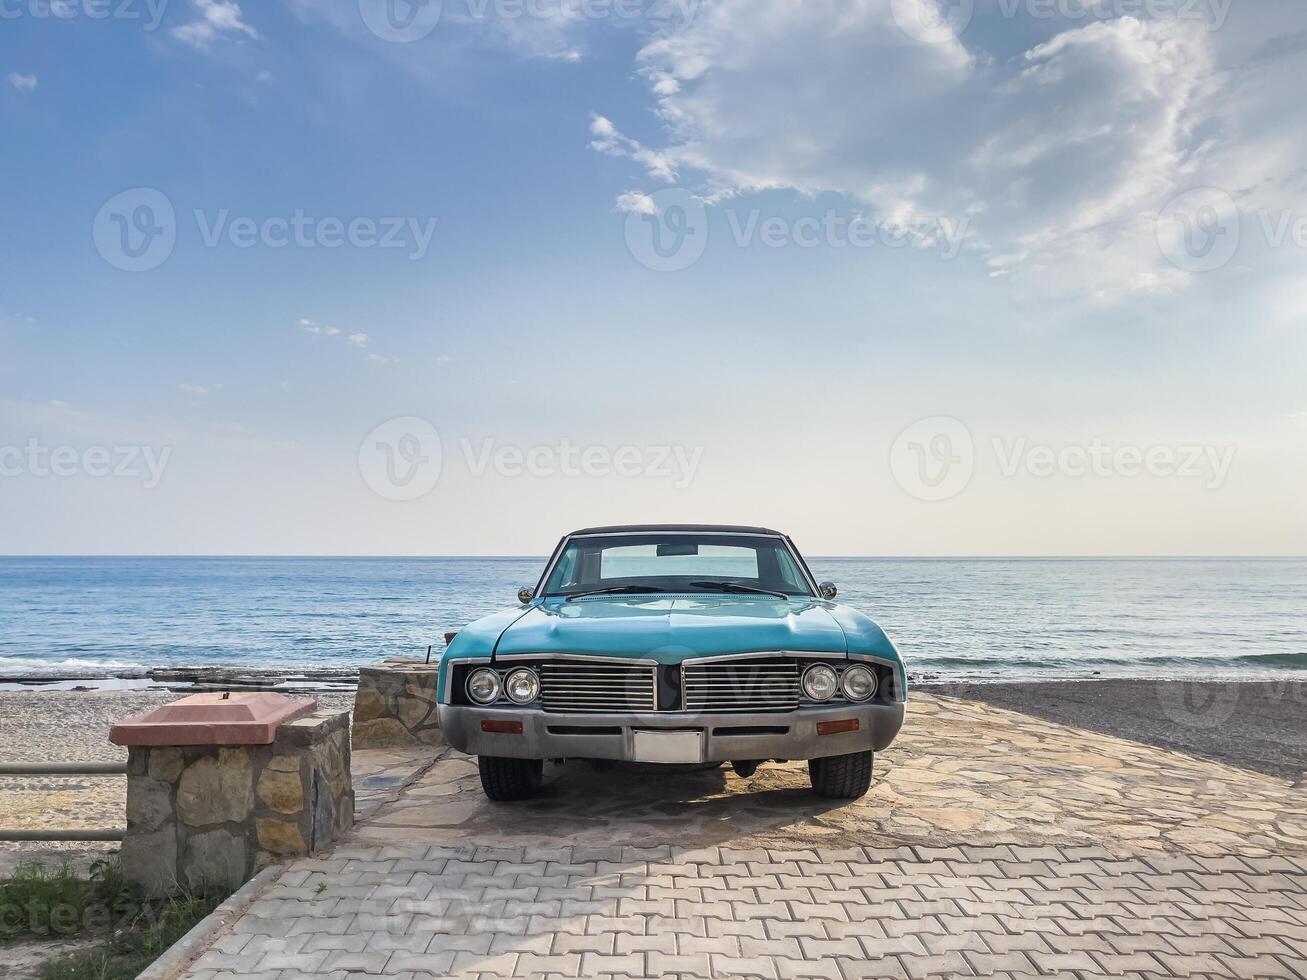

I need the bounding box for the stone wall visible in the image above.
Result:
[351,659,444,748]
[122,709,353,897]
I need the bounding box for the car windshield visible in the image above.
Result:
[540,533,814,598]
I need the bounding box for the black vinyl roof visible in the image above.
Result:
[568,524,784,537]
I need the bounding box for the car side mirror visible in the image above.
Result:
[517,586,536,604]
[818,581,838,600]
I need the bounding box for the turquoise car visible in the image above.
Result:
[437,525,908,801]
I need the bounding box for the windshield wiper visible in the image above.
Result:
[689,581,789,599]
[564,585,667,602]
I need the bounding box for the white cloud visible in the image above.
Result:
[179,383,221,396]
[593,3,1307,298]
[590,115,677,183]
[300,318,394,362]
[0,311,36,329]
[298,318,340,338]
[8,73,37,93]
[614,191,657,215]
[172,0,261,49]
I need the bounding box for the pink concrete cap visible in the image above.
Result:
[109,692,318,747]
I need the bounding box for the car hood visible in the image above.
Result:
[493,595,849,663]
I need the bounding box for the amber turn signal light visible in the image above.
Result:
[480,719,524,734]
[816,719,859,736]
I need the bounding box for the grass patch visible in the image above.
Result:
[39,892,221,980]
[0,860,226,980]
[0,862,96,940]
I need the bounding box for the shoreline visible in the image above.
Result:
[3,666,1304,694]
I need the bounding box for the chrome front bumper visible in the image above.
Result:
[437,701,905,763]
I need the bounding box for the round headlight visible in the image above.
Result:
[841,665,877,701]
[504,668,540,704]
[802,664,839,701]
[466,667,502,705]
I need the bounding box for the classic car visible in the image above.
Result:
[436,525,907,801]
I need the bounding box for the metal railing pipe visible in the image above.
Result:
[0,763,127,776]
[0,829,125,842]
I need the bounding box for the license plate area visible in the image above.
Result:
[632,729,704,764]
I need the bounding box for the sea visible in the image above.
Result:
[1,557,1304,683]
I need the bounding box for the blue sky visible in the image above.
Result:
[2,0,1306,556]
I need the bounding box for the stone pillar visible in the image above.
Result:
[352,659,444,748]
[121,708,353,897]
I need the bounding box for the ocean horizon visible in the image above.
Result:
[2,555,1305,682]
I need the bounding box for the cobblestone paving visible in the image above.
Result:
[179,843,1307,980]
[358,695,1306,856]
[172,694,1307,979]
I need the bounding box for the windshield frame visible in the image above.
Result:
[534,530,820,599]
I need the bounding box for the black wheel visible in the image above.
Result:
[808,750,873,799]
[478,756,544,801]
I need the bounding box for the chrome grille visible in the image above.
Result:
[538,661,657,713]
[681,659,800,712]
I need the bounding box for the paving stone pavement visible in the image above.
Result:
[355,695,1306,856]
[170,694,1305,979]
[177,843,1307,980]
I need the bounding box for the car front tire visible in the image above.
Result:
[808,750,873,799]
[478,756,544,801]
